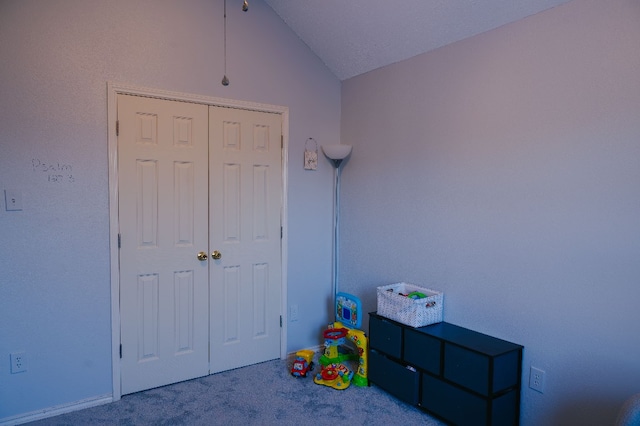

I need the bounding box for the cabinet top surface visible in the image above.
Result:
[370,312,523,355]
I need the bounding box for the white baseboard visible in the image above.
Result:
[3,350,339,425]
[0,394,113,426]
[287,345,324,361]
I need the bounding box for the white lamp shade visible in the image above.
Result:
[322,144,352,160]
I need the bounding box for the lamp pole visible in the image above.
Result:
[322,144,352,320]
[332,164,341,313]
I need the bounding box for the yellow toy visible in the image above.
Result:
[313,363,353,389]
[316,293,368,388]
[290,349,315,378]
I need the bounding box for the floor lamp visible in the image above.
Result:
[322,144,353,319]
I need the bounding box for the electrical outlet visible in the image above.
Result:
[10,352,27,374]
[529,366,545,393]
[290,304,299,322]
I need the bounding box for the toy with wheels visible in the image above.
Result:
[290,349,315,378]
[313,363,353,390]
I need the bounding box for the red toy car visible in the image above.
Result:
[290,350,315,378]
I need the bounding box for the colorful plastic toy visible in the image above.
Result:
[317,293,369,388]
[313,363,353,390]
[290,349,315,378]
[336,292,361,328]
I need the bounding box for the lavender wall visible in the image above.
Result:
[0,0,339,421]
[341,0,640,424]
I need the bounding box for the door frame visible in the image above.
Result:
[107,81,289,401]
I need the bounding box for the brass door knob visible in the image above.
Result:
[211,250,222,260]
[197,251,208,261]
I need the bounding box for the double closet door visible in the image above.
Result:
[117,94,282,395]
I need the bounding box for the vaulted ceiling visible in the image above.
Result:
[264,0,573,80]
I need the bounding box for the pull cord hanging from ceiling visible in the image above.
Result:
[222,0,249,86]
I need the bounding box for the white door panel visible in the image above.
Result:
[209,106,282,373]
[118,94,209,394]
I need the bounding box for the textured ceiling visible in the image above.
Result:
[264,0,573,80]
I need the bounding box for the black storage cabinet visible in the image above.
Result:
[369,312,523,426]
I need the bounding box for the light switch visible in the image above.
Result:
[5,189,23,211]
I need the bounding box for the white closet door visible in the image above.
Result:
[208,106,282,373]
[118,94,210,394]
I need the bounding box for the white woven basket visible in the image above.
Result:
[376,282,443,327]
